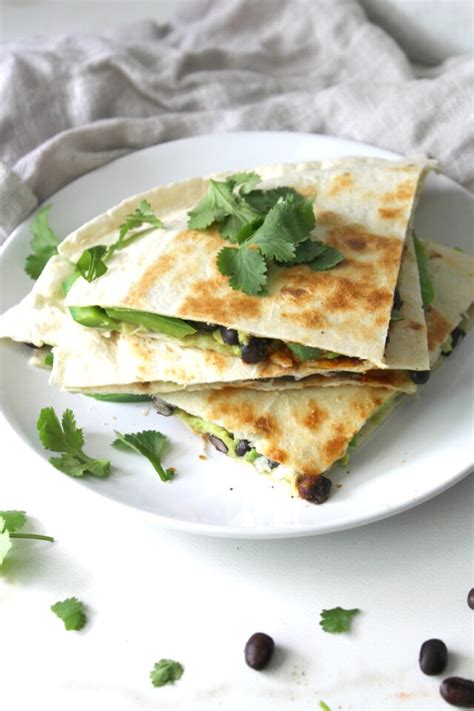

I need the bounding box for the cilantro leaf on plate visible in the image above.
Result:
[51,597,87,631]
[413,233,435,308]
[0,510,27,533]
[37,407,111,478]
[75,245,108,282]
[319,607,360,633]
[113,430,175,481]
[0,516,12,566]
[24,205,59,280]
[216,245,268,296]
[150,659,184,687]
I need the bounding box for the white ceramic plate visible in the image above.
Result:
[1,132,473,538]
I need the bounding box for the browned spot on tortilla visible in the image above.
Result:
[280,287,310,299]
[316,210,345,227]
[378,207,403,220]
[180,277,262,323]
[426,307,452,351]
[124,253,175,306]
[280,308,327,329]
[380,179,416,205]
[327,227,402,275]
[327,172,353,196]
[265,446,288,464]
[295,185,317,199]
[324,432,348,462]
[302,402,327,430]
[407,320,424,331]
[255,414,279,435]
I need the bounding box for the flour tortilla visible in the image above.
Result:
[59,158,433,367]
[157,241,473,502]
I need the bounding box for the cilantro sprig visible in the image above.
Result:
[25,205,59,279]
[113,430,175,481]
[0,511,54,566]
[51,597,87,631]
[319,607,360,634]
[188,173,344,295]
[74,200,163,284]
[37,407,111,478]
[150,659,184,687]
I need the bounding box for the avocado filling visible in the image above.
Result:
[65,302,342,364]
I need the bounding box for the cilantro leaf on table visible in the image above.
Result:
[150,659,184,687]
[24,205,59,280]
[248,194,315,261]
[0,511,54,567]
[413,234,435,308]
[113,430,175,481]
[217,246,268,296]
[287,343,323,361]
[37,407,111,478]
[319,607,360,634]
[51,597,87,631]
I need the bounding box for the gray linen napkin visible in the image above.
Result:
[1,0,473,241]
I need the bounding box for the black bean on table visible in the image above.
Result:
[409,370,430,385]
[439,677,474,708]
[419,638,448,676]
[219,327,239,346]
[467,588,474,610]
[206,434,228,454]
[244,632,275,670]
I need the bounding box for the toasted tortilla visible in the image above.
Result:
[59,158,432,367]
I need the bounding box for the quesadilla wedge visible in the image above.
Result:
[54,158,432,370]
[149,242,474,504]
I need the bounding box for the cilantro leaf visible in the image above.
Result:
[37,407,111,478]
[51,597,87,631]
[75,245,108,282]
[118,199,163,243]
[413,234,435,308]
[225,172,260,194]
[25,205,59,279]
[216,246,268,296]
[244,186,299,213]
[113,430,175,481]
[0,510,27,532]
[248,194,315,261]
[188,179,260,240]
[319,702,331,711]
[319,607,360,634]
[308,245,344,271]
[44,352,54,368]
[284,240,327,265]
[0,516,12,566]
[287,343,323,361]
[150,659,184,687]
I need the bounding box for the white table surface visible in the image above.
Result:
[1,3,473,710]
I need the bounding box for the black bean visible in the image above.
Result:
[235,439,251,457]
[451,327,465,349]
[419,639,448,676]
[187,320,216,332]
[266,459,280,469]
[393,286,403,311]
[153,398,175,417]
[409,370,430,385]
[206,434,228,454]
[219,327,239,345]
[279,375,297,382]
[240,338,269,364]
[297,474,332,504]
[440,677,474,708]
[244,632,275,670]
[467,588,474,610]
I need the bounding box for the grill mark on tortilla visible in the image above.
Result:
[293,184,318,199]
[265,446,289,464]
[327,172,353,196]
[380,179,417,204]
[180,278,262,322]
[426,307,452,351]
[302,402,327,430]
[407,320,424,331]
[254,414,279,435]
[124,253,175,306]
[316,210,346,227]
[324,425,349,462]
[378,207,403,220]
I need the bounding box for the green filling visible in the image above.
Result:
[414,234,435,308]
[338,393,399,467]
[85,393,153,403]
[174,409,258,463]
[104,308,196,339]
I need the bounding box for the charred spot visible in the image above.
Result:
[407,320,424,332]
[378,207,403,220]
[297,474,332,504]
[365,287,393,311]
[254,415,278,435]
[179,278,262,323]
[327,172,353,196]
[265,446,288,464]
[316,210,345,226]
[280,287,310,299]
[324,433,348,462]
[395,179,416,201]
[426,307,452,352]
[302,402,327,430]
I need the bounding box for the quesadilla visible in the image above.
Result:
[149,242,474,504]
[54,158,432,370]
